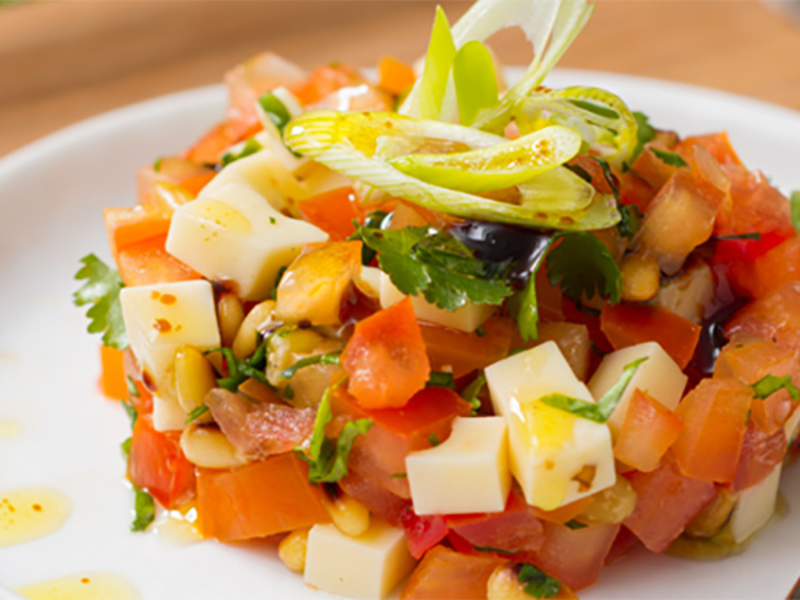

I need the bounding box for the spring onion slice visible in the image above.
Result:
[515,86,639,171]
[387,125,582,194]
[517,166,595,212]
[285,111,620,231]
[453,41,498,126]
[411,6,457,121]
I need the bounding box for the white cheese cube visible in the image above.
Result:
[784,406,800,443]
[305,519,416,600]
[729,462,782,544]
[356,265,383,298]
[485,342,616,510]
[120,280,220,395]
[588,342,687,438]
[379,271,493,333]
[152,395,189,432]
[166,182,327,301]
[406,417,510,515]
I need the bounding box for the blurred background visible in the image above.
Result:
[2,0,800,158]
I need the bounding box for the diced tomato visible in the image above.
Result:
[104,205,170,262]
[618,170,656,214]
[338,469,409,527]
[672,378,751,483]
[128,416,195,509]
[600,302,701,369]
[342,297,431,409]
[99,344,127,400]
[196,453,329,542]
[184,122,241,165]
[401,510,448,559]
[521,521,620,592]
[614,389,683,473]
[629,132,680,191]
[378,56,416,95]
[400,545,505,600]
[179,171,216,197]
[116,234,202,287]
[446,490,544,553]
[419,316,513,379]
[731,420,788,492]
[675,132,742,167]
[727,236,800,299]
[292,63,365,106]
[623,453,717,553]
[330,385,470,498]
[604,526,641,565]
[725,282,800,354]
[298,187,361,241]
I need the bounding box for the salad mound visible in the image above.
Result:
[75,0,800,598]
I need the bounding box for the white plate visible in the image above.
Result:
[1,70,799,600]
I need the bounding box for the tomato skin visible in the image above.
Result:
[614,389,683,473]
[419,316,513,379]
[731,420,788,492]
[128,416,195,509]
[725,282,800,354]
[725,236,800,299]
[401,510,448,559]
[600,302,701,369]
[196,453,329,542]
[339,469,409,527]
[342,297,431,409]
[104,206,170,262]
[298,187,361,241]
[672,378,752,483]
[400,545,505,600]
[623,453,716,553]
[117,234,202,287]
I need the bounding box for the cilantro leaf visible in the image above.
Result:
[590,156,619,200]
[131,487,155,532]
[617,204,643,240]
[426,371,455,389]
[121,399,137,428]
[184,404,210,424]
[206,338,271,392]
[651,147,688,168]
[280,351,341,380]
[752,374,800,401]
[546,232,622,305]
[517,564,562,599]
[790,191,800,235]
[355,224,513,311]
[631,111,656,163]
[73,254,128,350]
[461,371,487,414]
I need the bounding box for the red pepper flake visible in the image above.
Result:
[160,294,177,306]
[81,578,91,584]
[153,318,172,333]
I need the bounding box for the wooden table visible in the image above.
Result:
[2,0,800,159]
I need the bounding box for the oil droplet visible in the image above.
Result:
[16,572,140,600]
[200,199,252,234]
[160,293,177,305]
[0,488,72,547]
[152,507,202,546]
[0,419,22,438]
[153,318,172,333]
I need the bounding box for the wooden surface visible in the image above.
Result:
[2,0,800,159]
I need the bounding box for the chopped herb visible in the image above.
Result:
[126,376,140,398]
[590,340,607,358]
[296,381,372,483]
[516,238,553,343]
[258,91,292,134]
[121,400,137,428]
[791,191,800,234]
[220,138,263,168]
[565,519,588,530]
[205,339,271,392]
[73,254,128,350]
[426,371,455,389]
[428,433,442,447]
[546,232,622,305]
[475,324,487,338]
[153,157,163,172]
[508,347,527,357]
[573,299,601,318]
[271,266,288,300]
[631,111,656,163]
[752,374,800,401]
[517,564,562,599]
[348,210,390,265]
[280,351,342,380]
[590,156,619,200]
[269,216,277,225]
[617,203,643,240]
[283,384,295,400]
[120,437,132,460]
[473,545,516,556]
[567,99,620,120]
[131,487,155,532]
[354,224,514,312]
[711,232,763,242]
[650,147,688,168]
[541,357,647,422]
[390,472,408,479]
[184,404,210,424]
[564,163,593,183]
[461,372,487,414]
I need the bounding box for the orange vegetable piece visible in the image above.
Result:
[730,236,800,299]
[292,63,364,106]
[614,389,683,472]
[342,297,431,409]
[419,316,513,379]
[623,453,716,553]
[128,416,195,509]
[675,132,742,167]
[104,205,170,262]
[196,453,329,542]
[672,378,752,483]
[401,545,504,600]
[732,420,788,492]
[725,282,800,354]
[378,56,416,95]
[99,344,127,400]
[179,171,216,197]
[116,234,201,287]
[298,187,360,241]
[600,302,701,369]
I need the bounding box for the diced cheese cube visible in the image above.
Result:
[406,416,510,515]
[152,395,188,432]
[379,271,493,333]
[784,406,800,443]
[485,342,616,510]
[588,342,687,438]
[166,181,327,301]
[304,519,416,599]
[120,280,220,395]
[356,265,383,298]
[729,462,782,544]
